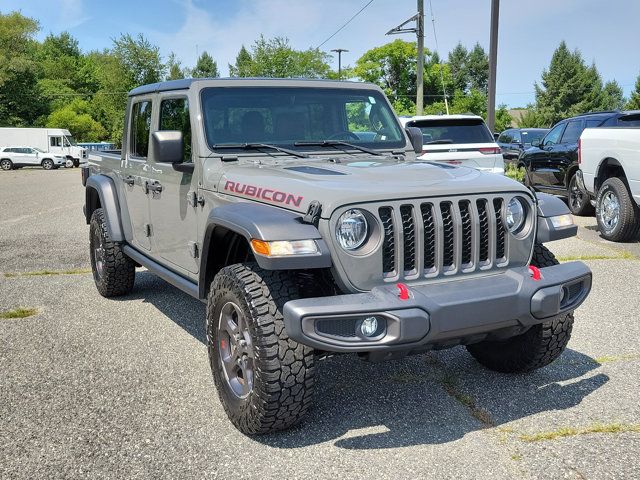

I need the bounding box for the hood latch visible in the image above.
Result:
[302,200,322,226]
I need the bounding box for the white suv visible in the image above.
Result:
[0,146,66,170]
[399,115,504,174]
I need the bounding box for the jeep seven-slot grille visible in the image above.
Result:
[380,197,508,278]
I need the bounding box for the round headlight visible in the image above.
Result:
[336,209,368,250]
[506,197,527,233]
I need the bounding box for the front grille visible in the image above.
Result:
[379,196,510,279]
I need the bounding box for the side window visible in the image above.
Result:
[130,100,152,158]
[50,137,62,147]
[543,123,565,146]
[560,120,584,144]
[586,119,602,128]
[159,97,192,162]
[512,131,522,143]
[498,131,511,143]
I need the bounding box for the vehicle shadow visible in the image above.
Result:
[120,271,608,450]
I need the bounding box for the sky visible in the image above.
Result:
[3,0,640,108]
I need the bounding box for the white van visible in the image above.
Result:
[0,128,87,167]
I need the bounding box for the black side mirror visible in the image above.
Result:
[405,127,423,154]
[152,130,183,164]
[493,133,500,141]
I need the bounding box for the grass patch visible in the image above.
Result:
[557,250,636,262]
[0,307,38,319]
[520,423,640,442]
[594,354,640,365]
[3,268,91,278]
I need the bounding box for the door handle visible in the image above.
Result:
[123,175,135,186]
[145,181,163,194]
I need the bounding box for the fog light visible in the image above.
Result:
[360,316,379,337]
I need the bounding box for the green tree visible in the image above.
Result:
[166,52,184,80]
[494,105,513,132]
[229,45,253,77]
[599,80,625,110]
[0,12,44,126]
[46,98,107,141]
[467,43,489,93]
[447,43,469,93]
[517,107,548,128]
[533,41,605,125]
[190,51,219,78]
[112,33,165,86]
[625,73,640,110]
[354,40,419,106]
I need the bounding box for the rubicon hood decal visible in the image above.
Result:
[224,180,304,207]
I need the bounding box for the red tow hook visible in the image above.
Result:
[397,282,410,300]
[528,265,542,281]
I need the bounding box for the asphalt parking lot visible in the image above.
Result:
[1,168,639,479]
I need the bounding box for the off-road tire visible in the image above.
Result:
[89,208,135,297]
[1,159,13,171]
[568,174,594,216]
[41,158,54,170]
[207,263,315,435]
[595,177,640,242]
[466,244,574,373]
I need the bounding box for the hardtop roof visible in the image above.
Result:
[128,77,383,97]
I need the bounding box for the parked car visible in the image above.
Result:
[399,114,504,174]
[0,146,66,170]
[517,110,640,215]
[497,128,549,162]
[0,127,87,167]
[576,116,640,241]
[81,78,593,434]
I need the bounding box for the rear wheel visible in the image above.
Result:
[207,263,315,434]
[1,159,13,171]
[596,177,640,242]
[466,244,574,373]
[41,159,54,170]
[568,174,594,216]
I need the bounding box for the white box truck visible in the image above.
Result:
[0,128,87,167]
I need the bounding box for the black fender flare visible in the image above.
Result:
[535,192,578,243]
[85,174,124,241]
[198,202,332,298]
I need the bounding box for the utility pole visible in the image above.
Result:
[386,0,425,115]
[331,48,349,80]
[487,0,500,133]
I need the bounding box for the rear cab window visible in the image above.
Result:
[409,118,494,145]
[130,100,153,158]
[618,114,640,127]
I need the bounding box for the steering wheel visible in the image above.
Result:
[327,131,360,141]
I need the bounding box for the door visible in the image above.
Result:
[147,95,199,275]
[121,99,154,251]
[49,135,64,156]
[530,122,565,188]
[21,148,39,165]
[549,119,583,188]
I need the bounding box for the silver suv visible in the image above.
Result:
[82,78,592,434]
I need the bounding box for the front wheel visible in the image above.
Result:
[41,159,54,170]
[568,174,594,216]
[1,159,13,170]
[596,177,640,242]
[207,263,315,435]
[466,244,574,373]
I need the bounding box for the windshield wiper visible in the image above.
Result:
[424,139,454,145]
[294,140,384,156]
[211,143,309,158]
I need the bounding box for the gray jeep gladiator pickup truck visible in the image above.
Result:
[82,78,592,435]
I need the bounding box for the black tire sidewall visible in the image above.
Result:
[42,159,53,170]
[568,174,593,216]
[1,159,12,170]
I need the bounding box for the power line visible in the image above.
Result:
[428,0,449,114]
[315,0,375,49]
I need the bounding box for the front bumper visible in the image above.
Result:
[283,262,591,356]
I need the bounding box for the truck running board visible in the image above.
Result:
[122,245,202,302]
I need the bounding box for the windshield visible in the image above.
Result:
[201,87,405,152]
[521,130,548,145]
[33,147,46,153]
[409,118,494,145]
[65,136,77,146]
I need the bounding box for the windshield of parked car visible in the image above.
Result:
[200,87,405,152]
[33,147,46,153]
[409,118,494,145]
[521,130,548,145]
